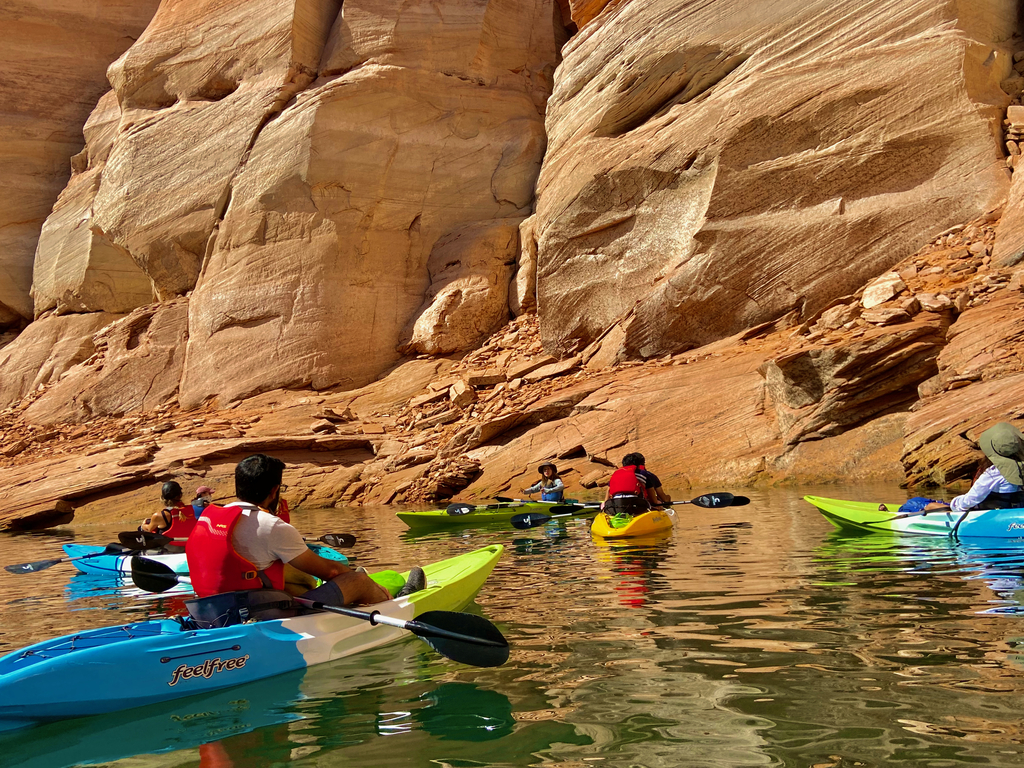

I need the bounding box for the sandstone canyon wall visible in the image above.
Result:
[0,0,160,327]
[531,0,1015,361]
[3,0,1024,525]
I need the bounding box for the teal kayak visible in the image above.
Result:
[806,495,1024,538]
[61,542,347,577]
[398,500,598,529]
[0,544,503,731]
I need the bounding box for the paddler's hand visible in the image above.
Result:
[921,502,951,514]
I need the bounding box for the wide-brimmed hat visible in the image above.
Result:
[194,485,214,496]
[979,422,1024,486]
[538,462,557,474]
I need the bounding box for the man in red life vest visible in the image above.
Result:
[187,454,410,605]
[601,452,669,516]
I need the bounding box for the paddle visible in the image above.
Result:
[5,543,132,574]
[118,530,357,549]
[510,493,751,529]
[130,557,510,668]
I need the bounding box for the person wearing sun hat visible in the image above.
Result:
[191,485,215,514]
[925,422,1024,513]
[522,462,565,502]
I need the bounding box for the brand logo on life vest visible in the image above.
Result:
[168,655,250,687]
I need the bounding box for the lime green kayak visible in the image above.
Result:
[397,500,595,529]
[806,495,1024,538]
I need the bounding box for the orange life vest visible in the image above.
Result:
[186,504,285,598]
[608,465,647,497]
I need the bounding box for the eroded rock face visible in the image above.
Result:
[0,312,121,409]
[0,0,160,325]
[32,0,342,315]
[24,300,190,424]
[533,0,1014,359]
[180,0,564,407]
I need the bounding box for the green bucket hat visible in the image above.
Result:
[979,422,1024,486]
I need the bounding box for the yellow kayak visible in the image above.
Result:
[591,509,674,538]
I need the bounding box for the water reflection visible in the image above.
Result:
[5,487,1024,766]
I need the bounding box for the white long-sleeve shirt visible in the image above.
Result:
[950,465,1021,512]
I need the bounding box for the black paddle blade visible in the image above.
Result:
[494,496,517,503]
[130,555,182,593]
[690,492,736,509]
[5,558,62,574]
[730,496,751,506]
[118,531,171,550]
[412,610,510,668]
[446,503,475,516]
[510,512,552,530]
[317,533,356,549]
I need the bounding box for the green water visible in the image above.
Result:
[3,484,1024,767]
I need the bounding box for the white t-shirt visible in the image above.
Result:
[224,502,308,570]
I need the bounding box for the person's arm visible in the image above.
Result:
[140,509,170,533]
[950,467,1002,513]
[287,548,353,581]
[654,486,670,504]
[522,481,542,494]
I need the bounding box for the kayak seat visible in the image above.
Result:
[185,589,297,628]
[605,496,649,516]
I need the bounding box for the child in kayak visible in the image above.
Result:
[522,462,565,502]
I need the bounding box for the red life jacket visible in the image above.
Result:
[608,465,647,497]
[186,504,285,598]
[276,497,291,524]
[159,505,197,549]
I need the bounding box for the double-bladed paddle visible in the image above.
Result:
[120,530,357,549]
[510,492,751,529]
[4,543,133,574]
[130,557,509,668]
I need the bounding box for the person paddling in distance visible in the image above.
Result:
[191,485,214,515]
[522,462,565,502]
[600,453,667,515]
[922,422,1024,514]
[186,453,425,610]
[139,481,197,548]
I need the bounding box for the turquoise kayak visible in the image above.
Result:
[61,542,347,577]
[0,544,503,731]
[806,495,1024,538]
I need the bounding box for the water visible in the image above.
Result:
[3,484,1024,767]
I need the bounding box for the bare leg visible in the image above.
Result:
[327,571,392,606]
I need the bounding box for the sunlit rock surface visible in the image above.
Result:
[0,0,160,325]
[533,0,1014,359]
[180,0,563,408]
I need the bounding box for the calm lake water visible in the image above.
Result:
[3,483,1024,767]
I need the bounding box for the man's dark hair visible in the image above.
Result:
[622,452,646,467]
[161,480,183,503]
[235,454,285,504]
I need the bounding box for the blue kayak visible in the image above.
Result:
[61,542,348,577]
[0,544,503,731]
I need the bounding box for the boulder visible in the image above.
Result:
[532,0,1012,360]
[861,273,907,309]
[399,221,520,355]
